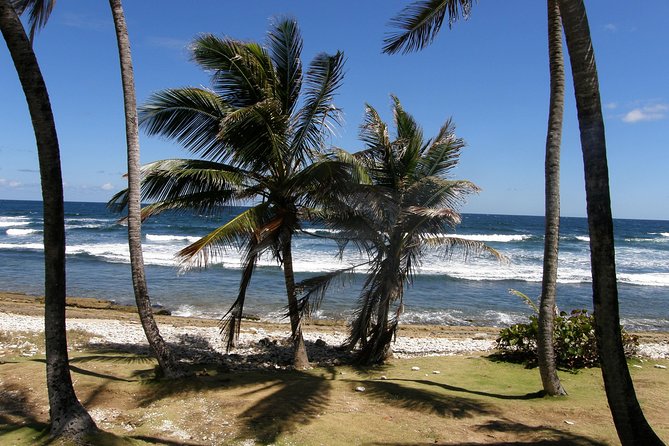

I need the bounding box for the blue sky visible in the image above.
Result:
[1,1,667,219]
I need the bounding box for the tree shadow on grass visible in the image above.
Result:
[391,378,545,400]
[363,419,607,445]
[133,365,337,445]
[0,381,49,442]
[353,379,499,419]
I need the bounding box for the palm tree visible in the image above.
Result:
[537,0,567,397]
[108,0,181,378]
[557,0,663,443]
[0,0,97,440]
[109,18,346,369]
[299,96,499,365]
[384,0,567,396]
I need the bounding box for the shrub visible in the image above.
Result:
[496,306,639,369]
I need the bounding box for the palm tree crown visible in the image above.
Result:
[299,96,498,364]
[109,18,346,366]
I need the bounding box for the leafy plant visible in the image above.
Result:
[495,291,638,369]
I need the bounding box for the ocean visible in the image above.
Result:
[1,199,668,331]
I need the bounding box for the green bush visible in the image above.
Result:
[495,308,639,369]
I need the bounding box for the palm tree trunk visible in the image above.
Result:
[538,0,567,397]
[0,0,97,440]
[108,0,181,378]
[558,0,663,443]
[281,234,310,369]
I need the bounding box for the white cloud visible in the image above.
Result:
[604,102,618,110]
[604,23,617,32]
[146,36,189,51]
[622,104,668,123]
[101,182,114,191]
[0,178,21,188]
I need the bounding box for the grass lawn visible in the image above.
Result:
[1,335,668,445]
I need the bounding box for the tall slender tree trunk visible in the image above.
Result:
[538,0,567,397]
[0,0,97,440]
[281,234,310,369]
[558,0,663,443]
[109,0,181,378]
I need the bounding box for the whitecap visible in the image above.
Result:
[146,234,201,243]
[575,235,590,242]
[6,228,39,236]
[445,233,531,243]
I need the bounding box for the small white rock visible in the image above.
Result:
[411,366,420,371]
[432,370,441,374]
[355,386,366,392]
[654,364,667,369]
[379,375,387,380]
[632,365,643,369]
[564,420,575,425]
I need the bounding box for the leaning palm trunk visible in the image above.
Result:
[537,0,566,397]
[281,234,310,369]
[0,0,97,440]
[558,0,662,443]
[109,0,181,377]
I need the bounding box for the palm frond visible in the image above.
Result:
[176,203,270,269]
[416,118,465,178]
[219,249,258,351]
[139,88,230,161]
[217,99,288,172]
[383,0,475,55]
[268,17,303,115]
[291,51,345,162]
[296,262,368,319]
[391,95,423,179]
[191,34,274,107]
[425,234,504,262]
[11,0,54,42]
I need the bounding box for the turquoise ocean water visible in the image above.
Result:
[1,199,667,330]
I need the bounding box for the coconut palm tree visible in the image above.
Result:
[108,0,181,378]
[0,0,97,440]
[384,0,567,396]
[298,96,499,364]
[538,0,567,397]
[557,0,663,443]
[109,18,346,369]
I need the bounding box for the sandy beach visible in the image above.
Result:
[2,291,668,367]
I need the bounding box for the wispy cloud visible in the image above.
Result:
[603,23,618,32]
[18,168,39,173]
[101,182,114,191]
[145,36,190,52]
[59,12,109,32]
[604,102,618,110]
[622,104,668,123]
[0,178,22,188]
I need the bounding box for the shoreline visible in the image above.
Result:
[2,291,668,365]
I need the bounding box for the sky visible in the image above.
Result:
[1,1,668,220]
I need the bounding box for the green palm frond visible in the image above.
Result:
[139,88,230,161]
[191,34,274,107]
[416,118,464,178]
[391,95,423,177]
[217,98,288,173]
[425,234,504,261]
[383,0,475,55]
[11,0,54,41]
[403,176,479,213]
[291,51,345,162]
[268,17,303,115]
[176,203,271,269]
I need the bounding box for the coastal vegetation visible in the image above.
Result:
[299,96,498,364]
[1,0,666,445]
[109,18,347,369]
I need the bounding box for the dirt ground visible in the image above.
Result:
[1,291,668,445]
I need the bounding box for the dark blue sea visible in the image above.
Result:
[1,199,668,330]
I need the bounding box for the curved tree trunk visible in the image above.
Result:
[0,0,97,440]
[538,0,567,397]
[558,0,663,443]
[109,0,181,378]
[281,234,310,369]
